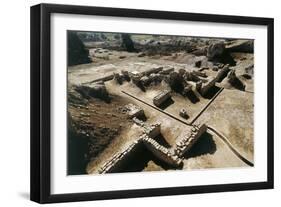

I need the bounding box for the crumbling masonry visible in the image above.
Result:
[98,120,207,174]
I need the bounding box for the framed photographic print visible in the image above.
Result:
[30,3,274,203]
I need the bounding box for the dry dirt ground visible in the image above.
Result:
[68,39,254,175]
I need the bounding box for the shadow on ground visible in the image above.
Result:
[115,133,176,172]
[158,97,175,110]
[101,132,217,173]
[186,90,200,103]
[202,85,221,99]
[183,131,217,159]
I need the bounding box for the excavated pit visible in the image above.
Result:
[68,32,254,175]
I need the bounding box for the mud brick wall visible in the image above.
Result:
[174,123,207,157]
[142,123,161,138]
[98,140,143,174]
[141,135,182,167]
[98,123,207,174]
[132,118,161,138]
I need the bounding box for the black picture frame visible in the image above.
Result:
[30,3,274,204]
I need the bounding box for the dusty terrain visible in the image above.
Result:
[67,32,254,175]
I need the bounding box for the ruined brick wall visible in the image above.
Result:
[141,135,182,167]
[98,140,143,173]
[174,124,207,157]
[98,122,207,174]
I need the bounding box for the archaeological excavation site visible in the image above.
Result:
[67,31,254,175]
